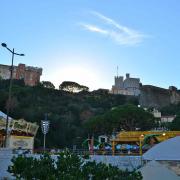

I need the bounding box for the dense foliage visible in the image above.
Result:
[41,81,55,89]
[8,150,142,180]
[170,115,180,130]
[59,81,89,92]
[161,103,180,116]
[85,104,156,135]
[0,80,138,148]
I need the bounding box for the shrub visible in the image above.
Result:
[8,150,142,180]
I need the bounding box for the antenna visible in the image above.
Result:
[117,66,119,77]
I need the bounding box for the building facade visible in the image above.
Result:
[110,73,141,96]
[161,115,176,123]
[0,63,42,86]
[151,108,176,123]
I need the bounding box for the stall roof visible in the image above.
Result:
[0,111,12,120]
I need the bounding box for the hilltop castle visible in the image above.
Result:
[110,73,141,96]
[0,63,42,86]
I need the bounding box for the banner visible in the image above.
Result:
[7,135,34,150]
[11,119,39,136]
[0,117,39,136]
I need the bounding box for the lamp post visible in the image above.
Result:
[111,131,116,156]
[41,114,50,152]
[1,43,25,148]
[139,134,144,166]
[139,134,144,156]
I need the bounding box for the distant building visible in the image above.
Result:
[98,135,108,143]
[110,73,141,96]
[161,115,176,123]
[0,63,42,86]
[152,108,161,118]
[151,108,176,123]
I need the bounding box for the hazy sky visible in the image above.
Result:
[1,0,180,90]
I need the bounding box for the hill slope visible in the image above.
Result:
[0,80,138,148]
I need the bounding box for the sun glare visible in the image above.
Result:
[47,64,101,91]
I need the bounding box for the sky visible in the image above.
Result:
[0,0,180,90]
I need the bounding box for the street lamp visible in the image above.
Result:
[139,134,144,156]
[111,131,116,156]
[1,43,25,148]
[139,134,144,166]
[41,114,50,152]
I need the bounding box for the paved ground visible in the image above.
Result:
[0,148,14,179]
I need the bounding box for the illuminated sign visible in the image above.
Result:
[8,136,34,149]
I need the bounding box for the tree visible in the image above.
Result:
[85,104,156,134]
[170,115,180,130]
[6,96,19,112]
[80,85,89,92]
[59,81,89,93]
[92,89,109,95]
[8,154,56,179]
[112,104,156,131]
[41,81,55,89]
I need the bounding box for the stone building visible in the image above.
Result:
[151,108,176,123]
[110,73,141,96]
[0,63,42,86]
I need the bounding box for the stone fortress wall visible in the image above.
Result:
[111,73,141,96]
[0,63,42,86]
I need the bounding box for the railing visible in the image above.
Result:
[33,148,146,156]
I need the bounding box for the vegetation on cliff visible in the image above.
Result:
[0,80,138,148]
[1,79,180,148]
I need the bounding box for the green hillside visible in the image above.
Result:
[0,80,138,148]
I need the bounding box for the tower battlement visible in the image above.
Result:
[111,73,141,96]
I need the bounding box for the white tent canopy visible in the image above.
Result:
[139,161,180,180]
[143,136,180,160]
[0,111,12,120]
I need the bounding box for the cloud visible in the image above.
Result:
[81,24,108,35]
[80,11,148,46]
